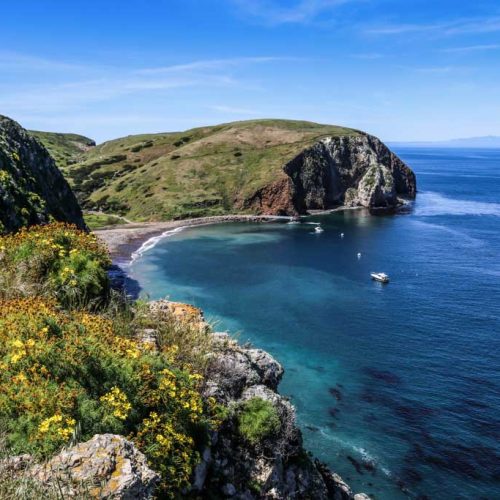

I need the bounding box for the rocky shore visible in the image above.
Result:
[2,299,370,499]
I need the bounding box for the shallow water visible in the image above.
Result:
[129,148,500,499]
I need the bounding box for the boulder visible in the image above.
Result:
[33,434,159,499]
[149,299,210,332]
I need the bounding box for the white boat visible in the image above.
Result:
[315,226,324,233]
[371,272,390,283]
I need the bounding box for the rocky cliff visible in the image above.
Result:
[0,115,86,233]
[198,331,369,499]
[246,134,416,215]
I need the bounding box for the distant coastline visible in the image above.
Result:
[389,136,500,149]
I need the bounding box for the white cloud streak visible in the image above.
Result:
[0,54,286,113]
[441,44,500,53]
[231,0,356,25]
[366,16,500,37]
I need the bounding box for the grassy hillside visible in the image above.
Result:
[66,119,361,221]
[30,130,95,172]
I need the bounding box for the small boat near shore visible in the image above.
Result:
[314,226,324,233]
[371,272,390,283]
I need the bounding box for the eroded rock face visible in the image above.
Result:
[243,176,297,215]
[0,115,86,233]
[33,434,160,499]
[252,134,416,215]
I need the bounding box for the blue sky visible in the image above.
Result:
[1,0,499,142]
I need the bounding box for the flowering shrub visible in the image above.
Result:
[0,297,219,495]
[0,223,110,308]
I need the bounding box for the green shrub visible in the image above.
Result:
[237,397,280,445]
[0,223,110,308]
[0,297,220,496]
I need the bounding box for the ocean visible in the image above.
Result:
[128,148,500,499]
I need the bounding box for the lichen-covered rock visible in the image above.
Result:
[282,134,416,213]
[0,115,86,233]
[33,434,160,499]
[149,299,210,332]
[204,333,284,402]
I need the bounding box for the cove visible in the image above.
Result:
[128,148,500,499]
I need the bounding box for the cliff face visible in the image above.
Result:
[198,331,368,499]
[247,134,416,215]
[0,115,85,233]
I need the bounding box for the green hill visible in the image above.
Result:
[30,130,95,172]
[67,119,363,221]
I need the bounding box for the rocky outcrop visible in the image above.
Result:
[2,434,159,499]
[0,115,86,233]
[199,331,370,499]
[248,134,416,215]
[244,177,297,216]
[142,300,369,498]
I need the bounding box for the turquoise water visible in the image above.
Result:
[128,148,500,499]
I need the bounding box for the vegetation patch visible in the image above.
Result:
[0,223,111,308]
[0,297,218,494]
[0,223,225,497]
[237,397,280,445]
[30,131,95,172]
[83,213,127,230]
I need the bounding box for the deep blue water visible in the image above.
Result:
[128,148,500,499]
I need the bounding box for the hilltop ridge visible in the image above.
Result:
[63,119,415,221]
[30,130,96,171]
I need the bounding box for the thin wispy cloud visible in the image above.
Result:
[230,0,355,25]
[0,50,90,73]
[366,16,500,36]
[442,44,500,53]
[138,57,291,75]
[0,53,285,113]
[396,64,469,74]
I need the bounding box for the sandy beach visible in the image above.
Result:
[94,215,285,261]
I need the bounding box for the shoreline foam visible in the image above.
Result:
[95,214,287,263]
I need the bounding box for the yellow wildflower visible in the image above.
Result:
[100,387,132,420]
